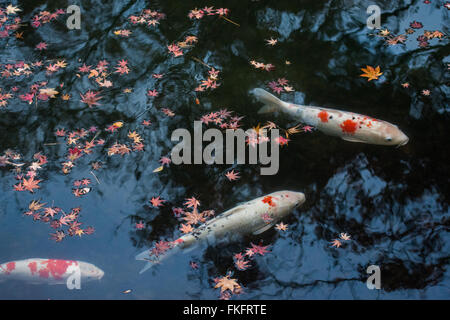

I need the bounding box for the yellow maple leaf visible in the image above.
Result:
[6,4,21,15]
[88,69,99,78]
[153,166,164,173]
[285,124,302,137]
[55,60,67,68]
[360,65,383,81]
[29,200,46,211]
[39,88,59,98]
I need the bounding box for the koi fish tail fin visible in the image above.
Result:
[136,259,157,275]
[135,240,183,274]
[251,88,287,114]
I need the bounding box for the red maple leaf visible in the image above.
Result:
[78,64,91,73]
[249,242,270,256]
[135,221,145,229]
[147,89,159,97]
[80,90,102,107]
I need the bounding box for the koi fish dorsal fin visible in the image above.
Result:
[216,203,249,219]
[251,88,286,114]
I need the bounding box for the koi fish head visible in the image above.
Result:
[378,123,409,147]
[79,261,104,281]
[267,190,306,217]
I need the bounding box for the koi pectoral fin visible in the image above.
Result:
[253,223,275,235]
[341,136,365,143]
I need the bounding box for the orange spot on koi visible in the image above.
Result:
[340,119,358,134]
[317,110,329,122]
[262,196,276,207]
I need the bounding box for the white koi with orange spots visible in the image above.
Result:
[252,88,409,146]
[0,258,104,284]
[136,191,305,273]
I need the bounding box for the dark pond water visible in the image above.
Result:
[0,0,449,299]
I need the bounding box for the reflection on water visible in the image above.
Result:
[0,0,449,299]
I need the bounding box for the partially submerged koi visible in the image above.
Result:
[136,190,305,273]
[0,258,104,285]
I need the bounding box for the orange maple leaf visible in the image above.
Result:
[214,275,241,293]
[360,65,383,81]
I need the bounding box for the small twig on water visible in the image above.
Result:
[190,56,211,69]
[89,131,101,144]
[219,15,240,27]
[90,170,100,184]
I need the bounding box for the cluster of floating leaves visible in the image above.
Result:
[188,7,230,20]
[31,8,66,28]
[199,108,241,129]
[267,78,294,94]
[24,201,94,242]
[6,151,47,193]
[0,4,22,39]
[72,178,92,198]
[194,67,221,92]
[330,233,351,248]
[249,60,275,72]
[374,19,446,49]
[168,35,198,58]
[128,8,165,27]
[56,126,104,174]
[78,59,130,91]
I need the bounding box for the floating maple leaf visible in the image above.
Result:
[159,156,171,166]
[410,20,423,29]
[80,90,102,107]
[225,170,240,181]
[265,38,277,46]
[50,230,65,242]
[182,210,205,225]
[150,196,166,207]
[22,177,41,193]
[135,221,145,229]
[35,42,47,50]
[339,233,351,241]
[29,200,46,211]
[234,258,251,271]
[180,223,194,234]
[184,197,200,209]
[360,65,383,81]
[330,239,342,248]
[275,222,288,231]
[249,242,270,256]
[214,274,241,293]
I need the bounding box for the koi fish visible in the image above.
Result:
[136,190,306,274]
[252,88,409,146]
[0,258,104,284]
